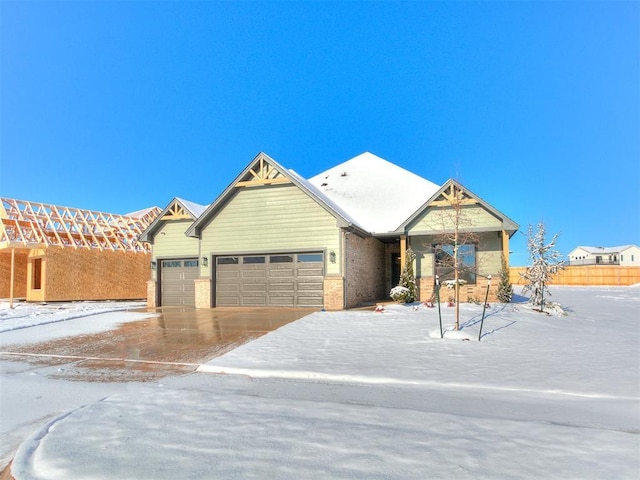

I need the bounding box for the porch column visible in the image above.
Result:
[502,230,509,266]
[399,235,407,269]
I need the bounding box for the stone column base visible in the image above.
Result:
[146,280,157,308]
[194,278,211,309]
[323,276,344,310]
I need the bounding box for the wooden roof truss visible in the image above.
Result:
[430,183,478,207]
[161,202,192,221]
[0,198,160,252]
[235,153,291,187]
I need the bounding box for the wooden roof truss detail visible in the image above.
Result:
[235,154,291,187]
[430,183,478,207]
[161,203,192,220]
[0,198,160,252]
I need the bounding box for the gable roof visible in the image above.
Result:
[139,197,208,243]
[185,152,368,238]
[308,152,441,234]
[397,179,519,236]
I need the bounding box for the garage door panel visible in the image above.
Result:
[160,258,199,307]
[163,271,186,281]
[297,267,323,277]
[270,282,295,291]
[217,270,240,280]
[270,268,295,277]
[269,296,295,306]
[243,283,267,292]
[215,252,324,307]
[242,270,267,279]
[242,296,267,306]
[218,283,240,292]
[216,295,240,306]
[297,296,323,307]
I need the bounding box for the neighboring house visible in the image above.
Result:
[568,245,640,266]
[140,152,519,310]
[0,198,160,304]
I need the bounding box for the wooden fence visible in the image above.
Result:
[509,266,640,286]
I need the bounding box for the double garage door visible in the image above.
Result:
[216,252,324,307]
[160,258,199,307]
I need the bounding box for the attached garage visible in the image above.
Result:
[215,252,324,307]
[160,258,199,306]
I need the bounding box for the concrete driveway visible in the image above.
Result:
[0,307,315,382]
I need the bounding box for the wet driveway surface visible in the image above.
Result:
[1,307,315,382]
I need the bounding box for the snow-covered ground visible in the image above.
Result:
[0,300,149,334]
[1,287,639,479]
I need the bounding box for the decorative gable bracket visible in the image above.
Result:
[430,183,478,207]
[162,203,192,220]
[235,154,291,187]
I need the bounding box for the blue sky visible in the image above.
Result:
[1,1,638,265]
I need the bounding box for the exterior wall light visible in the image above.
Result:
[329,251,336,263]
[201,256,208,267]
[151,261,157,270]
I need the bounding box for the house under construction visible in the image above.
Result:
[0,198,160,305]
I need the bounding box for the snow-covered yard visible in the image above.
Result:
[1,286,639,479]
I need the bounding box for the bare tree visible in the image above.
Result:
[430,183,481,330]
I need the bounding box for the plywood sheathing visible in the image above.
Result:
[27,247,151,302]
[0,249,28,298]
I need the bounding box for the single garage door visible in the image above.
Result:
[160,258,199,306]
[216,252,324,307]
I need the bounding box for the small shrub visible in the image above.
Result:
[390,285,411,303]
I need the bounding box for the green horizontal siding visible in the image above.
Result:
[409,205,503,234]
[477,233,502,276]
[153,220,199,258]
[200,184,341,277]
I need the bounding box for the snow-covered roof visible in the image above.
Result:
[572,245,638,255]
[308,152,440,234]
[175,198,208,218]
[286,168,364,231]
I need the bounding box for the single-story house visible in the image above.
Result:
[140,152,519,310]
[568,245,640,266]
[0,197,160,304]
